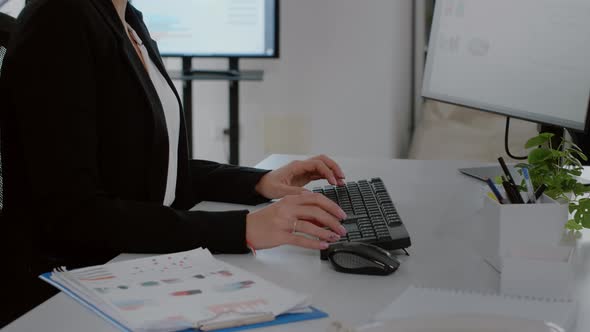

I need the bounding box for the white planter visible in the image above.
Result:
[479,194,570,269]
[478,195,578,300]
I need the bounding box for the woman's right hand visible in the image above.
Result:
[245,192,348,250]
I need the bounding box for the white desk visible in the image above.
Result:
[5,155,590,332]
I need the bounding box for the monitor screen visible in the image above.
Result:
[0,0,25,18]
[423,0,590,131]
[131,0,279,58]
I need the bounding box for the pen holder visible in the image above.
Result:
[479,194,570,270]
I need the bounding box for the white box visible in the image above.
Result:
[479,194,569,268]
[501,246,576,300]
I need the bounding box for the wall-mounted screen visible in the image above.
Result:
[0,0,26,18]
[132,0,279,58]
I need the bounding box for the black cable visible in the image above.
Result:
[505,117,528,160]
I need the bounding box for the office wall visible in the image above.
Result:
[168,0,413,166]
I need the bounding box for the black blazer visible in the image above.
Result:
[0,12,16,47]
[0,0,270,272]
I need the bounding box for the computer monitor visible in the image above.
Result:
[131,0,279,58]
[423,0,590,133]
[0,0,25,18]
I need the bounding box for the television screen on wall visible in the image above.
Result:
[132,0,279,58]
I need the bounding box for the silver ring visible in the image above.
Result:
[292,220,298,234]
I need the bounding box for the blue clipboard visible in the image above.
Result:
[40,273,328,332]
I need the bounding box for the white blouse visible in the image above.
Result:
[127,26,179,207]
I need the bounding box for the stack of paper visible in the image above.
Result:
[375,286,577,332]
[40,248,325,331]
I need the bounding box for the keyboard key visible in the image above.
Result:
[348,230,361,236]
[353,207,367,215]
[387,225,410,239]
[343,223,359,233]
[361,230,376,238]
[346,214,368,219]
[358,220,372,227]
[359,226,373,233]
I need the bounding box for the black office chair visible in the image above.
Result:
[0,12,15,213]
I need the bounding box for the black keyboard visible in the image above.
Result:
[313,178,411,260]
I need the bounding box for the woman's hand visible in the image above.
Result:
[255,155,346,199]
[246,192,348,250]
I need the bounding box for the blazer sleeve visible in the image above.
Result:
[190,160,271,205]
[2,0,250,255]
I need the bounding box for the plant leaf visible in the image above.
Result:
[569,203,577,213]
[565,219,583,231]
[570,148,589,161]
[525,134,552,149]
[568,142,583,151]
[574,199,590,229]
[528,148,552,164]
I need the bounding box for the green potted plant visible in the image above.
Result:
[516,132,590,231]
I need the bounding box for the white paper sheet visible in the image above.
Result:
[50,248,308,331]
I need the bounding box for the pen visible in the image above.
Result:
[512,183,525,204]
[535,184,547,200]
[526,184,547,204]
[522,167,536,204]
[498,157,516,185]
[487,192,499,202]
[501,180,516,204]
[502,177,524,204]
[198,312,275,331]
[485,178,505,204]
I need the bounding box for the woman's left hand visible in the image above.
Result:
[255,155,346,199]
